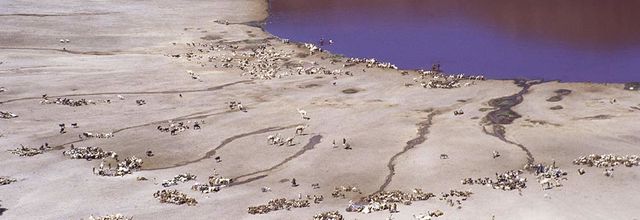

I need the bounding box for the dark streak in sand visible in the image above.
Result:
[375,111,436,194]
[482,126,534,164]
[201,35,222,41]
[576,114,614,120]
[231,135,322,186]
[143,125,301,171]
[482,80,540,164]
[0,80,252,104]
[546,89,572,102]
[525,119,561,127]
[342,88,360,94]
[112,110,233,134]
[52,109,235,151]
[299,83,321,89]
[550,105,564,110]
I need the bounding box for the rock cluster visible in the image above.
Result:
[573,154,640,168]
[113,156,143,176]
[414,210,445,219]
[191,173,231,193]
[88,214,132,220]
[462,170,527,191]
[208,173,232,186]
[227,101,245,111]
[346,189,435,213]
[331,185,362,198]
[423,80,461,89]
[0,176,17,186]
[186,70,200,80]
[526,163,568,190]
[157,121,202,135]
[191,183,220,193]
[172,40,357,81]
[63,146,117,160]
[304,43,322,54]
[438,190,473,209]
[153,189,198,206]
[162,173,197,187]
[413,70,485,89]
[247,196,321,215]
[0,111,18,119]
[418,70,485,81]
[266,133,295,146]
[313,211,344,220]
[429,210,444,217]
[345,58,398,70]
[8,145,52,157]
[80,132,114,139]
[40,97,104,107]
[94,156,143,176]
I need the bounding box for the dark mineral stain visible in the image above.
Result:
[299,84,321,89]
[555,89,573,96]
[478,108,494,112]
[578,114,614,120]
[546,89,572,102]
[546,96,562,102]
[550,105,564,110]
[487,109,522,124]
[525,119,561,127]
[342,88,360,94]
[482,80,541,165]
[200,35,222,41]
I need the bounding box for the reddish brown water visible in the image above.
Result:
[267,0,640,82]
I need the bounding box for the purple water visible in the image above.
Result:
[266,0,640,83]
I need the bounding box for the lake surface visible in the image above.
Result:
[266,0,640,83]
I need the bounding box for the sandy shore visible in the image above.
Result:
[1,0,639,219]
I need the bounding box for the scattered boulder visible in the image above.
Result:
[88,214,132,220]
[153,189,197,206]
[0,177,17,186]
[314,211,343,220]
